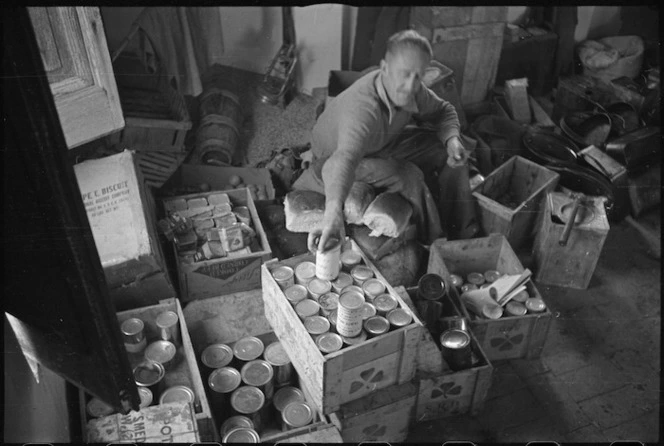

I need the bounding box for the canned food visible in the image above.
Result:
[416,298,443,329]
[362,278,386,301]
[350,265,374,286]
[263,341,294,387]
[318,292,339,316]
[133,360,165,397]
[340,284,364,296]
[506,301,527,316]
[86,397,115,418]
[460,283,478,293]
[282,401,314,430]
[295,299,320,320]
[327,309,338,332]
[234,206,252,226]
[511,289,530,303]
[138,386,153,409]
[307,278,332,301]
[272,266,295,290]
[341,330,367,346]
[315,332,343,354]
[144,340,177,370]
[285,284,309,306]
[438,315,469,334]
[155,310,180,346]
[223,427,260,443]
[373,293,398,317]
[121,318,147,353]
[208,366,241,398]
[230,385,265,432]
[482,304,504,319]
[331,271,353,294]
[315,237,341,281]
[233,336,265,363]
[159,385,195,406]
[387,308,413,329]
[417,273,446,302]
[304,315,331,337]
[201,343,234,369]
[340,249,362,272]
[220,415,254,438]
[336,291,365,337]
[440,329,472,371]
[361,302,377,320]
[241,360,275,400]
[294,261,316,285]
[363,316,390,337]
[525,297,547,313]
[484,270,502,283]
[273,386,305,412]
[450,274,464,289]
[467,272,486,286]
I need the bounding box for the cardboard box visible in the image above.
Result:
[163,188,273,302]
[261,239,423,415]
[472,155,560,250]
[74,150,175,310]
[428,234,552,361]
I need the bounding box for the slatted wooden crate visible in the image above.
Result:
[261,239,423,415]
[135,151,187,189]
[428,234,552,361]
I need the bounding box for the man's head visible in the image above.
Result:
[380,30,432,107]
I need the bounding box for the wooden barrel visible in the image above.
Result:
[195,114,240,166]
[199,87,242,122]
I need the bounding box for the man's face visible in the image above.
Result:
[380,46,430,107]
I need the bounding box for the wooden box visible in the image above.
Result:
[628,163,661,217]
[472,155,560,250]
[182,289,343,443]
[504,78,532,124]
[579,144,630,220]
[163,188,273,303]
[261,240,423,414]
[428,234,552,361]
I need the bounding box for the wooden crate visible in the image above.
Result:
[261,239,423,415]
[182,289,343,443]
[472,155,560,250]
[163,188,273,302]
[395,286,493,421]
[428,234,552,361]
[134,151,187,190]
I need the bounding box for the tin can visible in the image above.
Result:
[460,283,478,293]
[231,385,266,432]
[155,310,180,346]
[467,272,486,286]
[340,249,362,273]
[511,289,530,303]
[336,291,365,337]
[201,343,234,370]
[361,302,377,320]
[373,293,398,317]
[326,309,338,333]
[315,237,341,281]
[282,401,314,431]
[307,277,332,301]
[331,271,353,294]
[138,386,153,409]
[208,366,241,417]
[294,261,316,286]
[234,206,252,226]
[340,284,364,296]
[341,330,367,346]
[387,308,413,329]
[121,318,147,353]
[484,269,502,283]
[440,329,472,371]
[263,341,294,388]
[241,360,275,400]
[295,299,320,320]
[525,297,547,313]
[304,315,331,337]
[233,336,265,365]
[480,283,493,289]
[284,284,309,306]
[438,315,469,334]
[505,301,527,317]
[220,415,254,438]
[272,265,295,290]
[363,316,390,338]
[273,386,305,412]
[317,292,339,317]
[350,265,374,286]
[223,427,260,443]
[482,305,504,319]
[144,340,177,370]
[417,273,446,302]
[450,274,464,290]
[159,385,196,406]
[316,332,343,354]
[417,299,443,329]
[133,360,165,399]
[86,397,115,418]
[362,278,386,301]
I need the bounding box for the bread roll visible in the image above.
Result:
[344,181,375,225]
[362,192,413,238]
[284,190,326,233]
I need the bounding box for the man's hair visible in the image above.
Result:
[385,29,433,60]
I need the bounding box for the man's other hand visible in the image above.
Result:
[446,135,468,168]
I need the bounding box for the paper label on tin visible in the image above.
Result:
[315,241,341,281]
[336,294,364,337]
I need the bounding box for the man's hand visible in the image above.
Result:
[446,135,469,168]
[308,207,346,253]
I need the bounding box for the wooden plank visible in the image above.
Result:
[471,6,507,24]
[530,96,557,127]
[324,353,345,414]
[432,22,504,43]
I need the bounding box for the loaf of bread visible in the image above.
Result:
[284,190,326,232]
[344,181,375,225]
[362,192,413,238]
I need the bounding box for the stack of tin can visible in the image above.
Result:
[201,336,315,442]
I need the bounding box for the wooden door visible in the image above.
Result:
[27,7,124,149]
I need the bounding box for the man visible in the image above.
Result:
[292,29,479,253]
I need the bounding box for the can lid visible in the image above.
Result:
[201,343,233,369]
[285,284,309,304]
[318,292,339,311]
[450,274,464,288]
[440,329,471,349]
[364,316,390,335]
[273,265,294,281]
[461,283,478,293]
[273,386,305,412]
[482,304,504,319]
[282,401,314,428]
[241,360,274,387]
[304,315,331,335]
[133,360,165,387]
[231,385,265,414]
[138,386,153,408]
[361,302,377,320]
[263,341,290,367]
[342,330,367,346]
[221,415,254,437]
[327,309,338,326]
[159,385,195,405]
[340,249,361,266]
[316,332,343,353]
[506,300,528,316]
[233,336,265,361]
[144,340,177,364]
[418,274,445,300]
[340,284,364,295]
[484,270,502,283]
[295,261,316,280]
[362,278,386,297]
[511,289,530,303]
[339,291,365,310]
[208,366,241,394]
[223,427,260,443]
[467,272,486,285]
[308,278,332,295]
[373,293,398,312]
[331,272,353,291]
[351,265,374,282]
[87,397,115,418]
[155,311,178,329]
[525,297,547,312]
[387,308,413,327]
[295,299,320,318]
[121,318,144,336]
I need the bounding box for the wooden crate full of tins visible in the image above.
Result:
[261,239,424,415]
